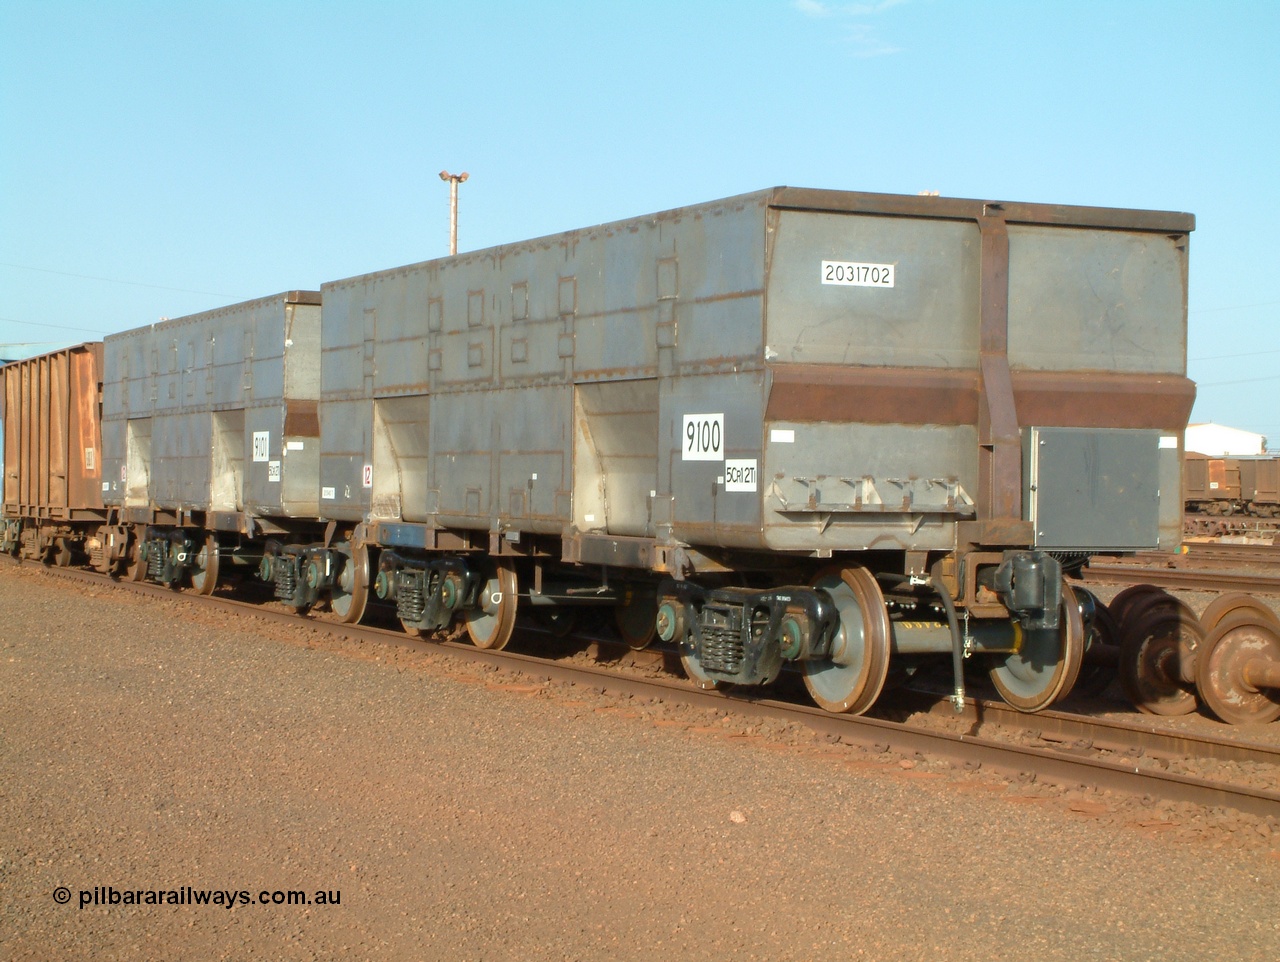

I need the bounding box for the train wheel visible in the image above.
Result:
[537,609,578,638]
[1073,588,1120,698]
[1120,591,1187,638]
[1108,584,1170,635]
[53,538,73,567]
[189,534,220,595]
[1195,612,1280,725]
[801,567,891,714]
[614,588,657,650]
[1117,601,1201,715]
[330,543,370,625]
[1199,593,1280,636]
[465,558,518,650]
[680,639,729,691]
[126,537,147,582]
[989,582,1085,712]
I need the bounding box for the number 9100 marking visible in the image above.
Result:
[682,413,724,461]
[821,260,895,287]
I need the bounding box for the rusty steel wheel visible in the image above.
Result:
[1199,593,1280,637]
[1108,584,1171,635]
[465,559,518,650]
[126,537,148,582]
[1118,602,1202,715]
[537,609,578,638]
[614,588,658,650]
[1114,586,1185,640]
[52,538,74,567]
[189,534,220,596]
[988,582,1086,712]
[1195,612,1280,725]
[1073,588,1120,698]
[679,633,731,692]
[801,567,891,714]
[330,543,370,625]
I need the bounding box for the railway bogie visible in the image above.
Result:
[11,186,1280,723]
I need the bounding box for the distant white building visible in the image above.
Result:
[1185,422,1268,457]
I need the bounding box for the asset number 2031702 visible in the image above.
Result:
[821,260,895,288]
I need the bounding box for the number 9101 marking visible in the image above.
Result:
[821,260,895,287]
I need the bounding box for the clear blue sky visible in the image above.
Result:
[2,0,1277,440]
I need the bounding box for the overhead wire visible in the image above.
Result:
[1198,374,1280,387]
[0,261,242,299]
[0,315,112,335]
[1189,299,1280,315]
[1190,347,1280,362]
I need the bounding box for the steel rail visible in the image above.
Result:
[1182,544,1280,564]
[1111,545,1280,567]
[9,558,1280,819]
[1080,564,1280,593]
[885,689,1280,766]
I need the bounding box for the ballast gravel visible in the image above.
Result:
[2,562,1278,962]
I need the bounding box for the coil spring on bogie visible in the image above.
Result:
[147,542,166,580]
[273,558,297,602]
[397,573,426,624]
[700,621,745,675]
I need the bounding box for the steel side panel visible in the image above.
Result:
[0,344,104,514]
[318,398,370,521]
[430,392,493,523]
[150,412,210,509]
[662,372,766,546]
[320,196,772,401]
[2,366,15,506]
[1007,225,1186,375]
[766,211,981,368]
[101,420,126,505]
[493,385,571,524]
[242,407,280,515]
[68,346,104,509]
[762,422,978,552]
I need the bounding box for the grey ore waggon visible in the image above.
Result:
[3,187,1196,716]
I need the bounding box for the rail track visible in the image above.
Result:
[1082,541,1280,593]
[8,556,1280,821]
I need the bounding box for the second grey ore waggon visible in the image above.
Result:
[84,187,1196,714]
